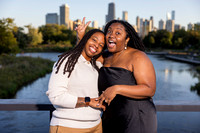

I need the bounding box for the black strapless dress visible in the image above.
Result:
[98,67,157,133]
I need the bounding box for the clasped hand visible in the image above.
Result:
[90,85,118,111]
[98,85,118,107]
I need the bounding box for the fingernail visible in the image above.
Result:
[95,99,98,101]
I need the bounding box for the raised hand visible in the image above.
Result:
[75,17,91,43]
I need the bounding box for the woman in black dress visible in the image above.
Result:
[98,20,157,133]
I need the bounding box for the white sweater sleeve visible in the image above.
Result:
[46,62,78,109]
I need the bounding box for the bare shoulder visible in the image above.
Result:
[127,49,153,71]
[128,49,149,62]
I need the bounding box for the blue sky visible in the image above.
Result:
[0,0,199,29]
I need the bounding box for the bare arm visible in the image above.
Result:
[99,51,156,105]
[118,52,156,98]
[76,97,105,111]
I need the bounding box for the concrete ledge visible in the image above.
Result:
[0,99,200,112]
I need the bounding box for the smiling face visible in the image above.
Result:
[106,22,130,53]
[82,32,105,61]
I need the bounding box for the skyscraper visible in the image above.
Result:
[106,2,115,23]
[150,16,154,31]
[136,16,140,33]
[166,19,175,32]
[171,10,175,20]
[46,13,58,24]
[166,12,171,20]
[159,19,165,30]
[60,4,70,27]
[139,18,145,38]
[175,24,181,31]
[122,11,128,21]
[92,21,98,29]
[187,23,194,30]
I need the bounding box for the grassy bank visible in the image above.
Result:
[0,54,54,98]
[21,44,73,53]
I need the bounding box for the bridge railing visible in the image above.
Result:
[0,99,200,117]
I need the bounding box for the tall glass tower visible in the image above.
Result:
[60,4,70,27]
[171,10,175,20]
[106,2,115,23]
[122,11,128,21]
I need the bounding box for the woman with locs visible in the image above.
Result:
[77,19,157,133]
[46,17,106,133]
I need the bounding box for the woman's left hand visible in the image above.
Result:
[75,17,91,41]
[99,85,119,106]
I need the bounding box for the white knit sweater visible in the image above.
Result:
[46,55,102,128]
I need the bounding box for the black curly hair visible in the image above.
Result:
[55,29,106,77]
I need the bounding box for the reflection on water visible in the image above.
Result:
[0,53,200,133]
[149,55,199,101]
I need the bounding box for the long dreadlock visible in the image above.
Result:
[55,29,105,77]
[104,20,145,51]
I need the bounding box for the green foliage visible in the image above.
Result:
[194,24,200,32]
[13,26,31,48]
[0,54,54,98]
[0,18,19,54]
[191,66,200,95]
[172,29,187,49]
[143,29,200,50]
[39,24,76,46]
[143,32,156,48]
[25,25,43,46]
[155,30,173,48]
[187,31,200,49]
[23,44,72,52]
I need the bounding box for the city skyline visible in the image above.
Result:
[0,0,200,30]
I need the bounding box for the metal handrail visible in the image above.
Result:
[0,99,200,112]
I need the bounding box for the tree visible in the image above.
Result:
[39,24,76,46]
[172,29,187,49]
[25,25,43,46]
[13,26,31,48]
[155,30,173,48]
[0,18,19,54]
[143,31,156,48]
[187,31,200,49]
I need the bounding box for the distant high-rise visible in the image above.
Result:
[136,16,140,33]
[175,24,181,31]
[92,21,98,29]
[144,19,152,36]
[139,18,145,38]
[171,10,175,20]
[122,11,128,21]
[106,2,115,23]
[159,19,165,30]
[187,23,194,30]
[150,16,154,31]
[166,12,171,20]
[60,4,70,27]
[46,13,58,24]
[166,19,175,32]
